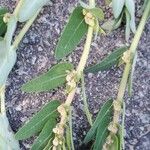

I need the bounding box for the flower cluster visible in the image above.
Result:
[122,50,132,63]
[66,70,78,93]
[52,104,68,150]
[83,9,95,27]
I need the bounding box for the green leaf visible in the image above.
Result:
[0,114,20,150]
[55,6,88,60]
[93,116,111,150]
[125,0,136,33]
[0,37,3,41]
[88,7,104,21]
[17,0,49,22]
[15,100,60,140]
[113,12,124,30]
[79,1,93,9]
[0,7,8,36]
[31,119,56,150]
[66,126,71,150]
[125,8,131,41]
[109,134,119,150]
[22,63,73,93]
[0,41,17,86]
[85,47,128,73]
[0,16,17,86]
[101,20,115,32]
[43,138,52,150]
[4,16,17,47]
[118,126,124,150]
[112,0,125,18]
[128,52,137,96]
[81,73,93,126]
[84,99,113,144]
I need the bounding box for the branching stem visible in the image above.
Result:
[52,0,95,149]
[107,1,150,148]
[115,0,150,119]
[12,10,40,49]
[65,26,94,106]
[104,2,150,149]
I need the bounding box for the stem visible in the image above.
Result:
[69,107,75,150]
[0,86,6,115]
[104,2,150,149]
[13,0,24,17]
[116,0,150,102]
[121,102,125,150]
[89,0,96,8]
[12,9,40,49]
[81,74,93,126]
[66,26,94,106]
[52,1,95,149]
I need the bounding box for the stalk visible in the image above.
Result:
[81,73,93,126]
[52,0,95,149]
[0,86,5,115]
[12,9,40,49]
[115,0,150,123]
[105,1,150,148]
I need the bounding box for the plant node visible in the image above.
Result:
[66,70,78,93]
[3,13,12,23]
[122,50,132,63]
[52,104,68,149]
[83,9,95,27]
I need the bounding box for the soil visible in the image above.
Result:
[0,0,149,150]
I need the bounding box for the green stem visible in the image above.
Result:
[0,86,6,115]
[69,107,75,150]
[121,102,125,149]
[89,0,96,8]
[52,1,96,148]
[117,0,150,102]
[12,9,40,49]
[105,2,150,149]
[81,74,93,126]
[66,26,94,106]
[13,0,24,17]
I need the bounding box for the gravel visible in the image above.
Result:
[0,0,149,150]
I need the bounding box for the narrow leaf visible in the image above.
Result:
[15,100,60,140]
[125,8,131,41]
[88,7,104,21]
[84,99,113,144]
[101,20,115,32]
[0,114,20,150]
[112,0,125,18]
[0,7,8,36]
[113,12,124,29]
[22,63,73,92]
[4,16,17,47]
[43,138,53,150]
[125,0,136,33]
[31,119,56,150]
[66,126,71,150]
[17,0,49,22]
[93,116,111,150]
[85,47,127,73]
[0,16,17,86]
[55,6,88,60]
[109,134,119,150]
[0,42,17,86]
[118,126,124,150]
[128,52,137,96]
[0,37,3,41]
[79,1,93,9]
[81,73,93,126]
